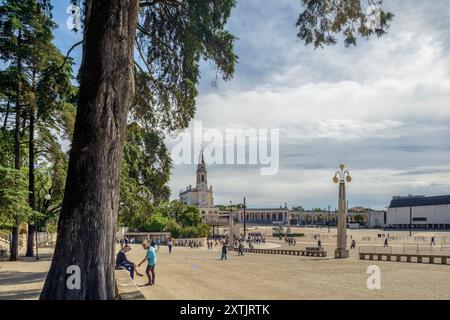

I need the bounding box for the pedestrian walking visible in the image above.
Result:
[168,239,173,254]
[238,241,244,256]
[221,241,228,260]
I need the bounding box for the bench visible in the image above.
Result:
[305,247,326,257]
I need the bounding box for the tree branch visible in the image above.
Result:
[140,0,180,8]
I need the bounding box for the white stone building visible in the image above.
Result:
[179,151,219,218]
[235,207,292,224]
[386,195,450,229]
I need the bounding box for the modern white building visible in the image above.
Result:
[386,195,450,229]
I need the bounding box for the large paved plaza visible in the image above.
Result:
[1,228,450,300]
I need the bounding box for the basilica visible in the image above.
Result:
[179,151,220,217]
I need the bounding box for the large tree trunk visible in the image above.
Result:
[10,31,22,262]
[40,0,139,300]
[26,105,36,257]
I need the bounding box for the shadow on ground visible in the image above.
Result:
[0,288,41,300]
[0,252,53,263]
[0,270,47,286]
[18,253,53,262]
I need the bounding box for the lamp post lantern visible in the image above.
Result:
[333,164,351,259]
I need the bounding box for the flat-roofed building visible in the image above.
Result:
[234,207,299,224]
[387,195,450,229]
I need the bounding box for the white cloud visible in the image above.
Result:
[173,0,450,208]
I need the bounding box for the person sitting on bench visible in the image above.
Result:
[115,244,143,279]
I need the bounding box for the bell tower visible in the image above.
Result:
[196,149,208,189]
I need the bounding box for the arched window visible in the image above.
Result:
[201,175,204,182]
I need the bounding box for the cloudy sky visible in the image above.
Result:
[52,1,450,210]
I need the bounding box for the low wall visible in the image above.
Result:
[359,251,450,265]
[238,247,327,257]
[115,269,146,300]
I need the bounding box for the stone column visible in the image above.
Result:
[228,211,234,250]
[335,179,349,258]
[286,211,291,234]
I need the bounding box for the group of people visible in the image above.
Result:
[286,237,296,246]
[173,239,204,248]
[117,237,136,247]
[207,240,218,250]
[115,241,157,286]
[219,238,245,260]
[247,234,265,245]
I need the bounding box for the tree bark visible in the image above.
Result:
[40,0,139,300]
[2,100,10,130]
[26,104,36,257]
[10,30,22,262]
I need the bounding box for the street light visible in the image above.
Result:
[333,164,351,259]
[228,201,234,249]
[409,195,413,237]
[328,205,331,233]
[243,197,247,238]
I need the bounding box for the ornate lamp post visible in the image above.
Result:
[333,164,351,259]
[228,201,234,250]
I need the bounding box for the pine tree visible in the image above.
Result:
[1,0,75,258]
[40,0,237,300]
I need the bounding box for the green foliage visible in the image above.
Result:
[0,0,75,233]
[119,200,211,238]
[119,121,173,230]
[0,130,14,167]
[273,233,305,237]
[0,167,32,227]
[296,0,394,48]
[133,0,238,132]
[123,122,172,204]
[353,214,364,223]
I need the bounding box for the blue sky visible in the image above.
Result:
[50,1,450,210]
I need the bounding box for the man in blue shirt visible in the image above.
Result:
[138,241,157,286]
